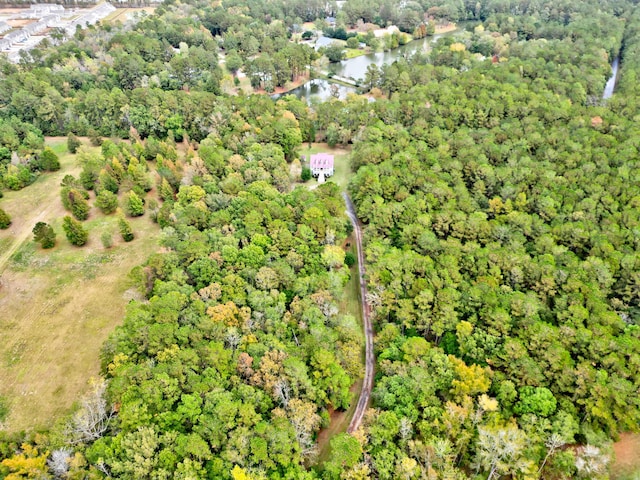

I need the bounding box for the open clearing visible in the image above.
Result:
[612,433,640,479]
[315,239,364,464]
[102,6,156,24]
[309,148,367,464]
[297,143,352,190]
[0,139,161,432]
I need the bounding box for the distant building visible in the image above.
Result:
[310,153,334,177]
[373,25,400,38]
[31,4,65,16]
[17,4,65,19]
[64,3,115,35]
[314,35,334,51]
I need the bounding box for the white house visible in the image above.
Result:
[310,153,334,177]
[373,25,400,38]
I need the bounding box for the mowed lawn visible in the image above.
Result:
[0,139,161,432]
[297,143,352,190]
[315,240,364,464]
[303,144,364,464]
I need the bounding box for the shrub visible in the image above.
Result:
[346,36,360,49]
[0,208,11,229]
[39,147,60,171]
[101,231,113,249]
[301,167,312,182]
[124,190,145,217]
[344,251,356,267]
[32,222,56,249]
[61,188,90,220]
[95,190,119,214]
[118,216,134,242]
[67,133,81,154]
[88,129,103,147]
[62,216,88,246]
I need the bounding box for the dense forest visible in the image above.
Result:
[1,0,640,478]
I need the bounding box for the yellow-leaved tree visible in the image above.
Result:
[1,444,48,480]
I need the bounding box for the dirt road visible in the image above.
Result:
[0,207,54,275]
[343,193,374,434]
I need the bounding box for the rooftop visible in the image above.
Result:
[310,153,334,169]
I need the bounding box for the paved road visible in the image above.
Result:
[343,192,374,434]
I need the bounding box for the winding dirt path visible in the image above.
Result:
[0,206,54,275]
[343,192,374,434]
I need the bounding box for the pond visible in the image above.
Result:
[273,30,458,103]
[273,79,357,102]
[327,31,454,80]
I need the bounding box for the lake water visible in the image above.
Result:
[274,31,457,103]
[328,33,450,80]
[273,79,356,102]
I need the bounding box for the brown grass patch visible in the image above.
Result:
[102,7,156,24]
[5,18,33,28]
[0,139,162,432]
[612,433,640,479]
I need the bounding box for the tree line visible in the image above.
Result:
[1,0,639,478]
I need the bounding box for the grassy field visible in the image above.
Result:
[102,6,156,24]
[0,139,161,432]
[297,143,352,190]
[315,239,364,464]
[344,48,368,59]
[309,137,363,462]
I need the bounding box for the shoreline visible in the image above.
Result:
[243,22,458,98]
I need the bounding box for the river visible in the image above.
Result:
[603,56,619,99]
[274,31,457,102]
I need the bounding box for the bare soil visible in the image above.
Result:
[344,193,374,434]
[612,433,640,478]
[315,380,362,463]
[6,18,33,28]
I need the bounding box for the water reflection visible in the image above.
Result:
[273,30,457,103]
[328,34,447,81]
[272,79,357,103]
